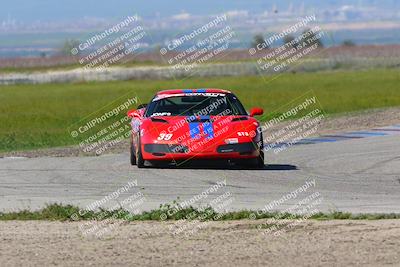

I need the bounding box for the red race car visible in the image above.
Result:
[127,89,264,168]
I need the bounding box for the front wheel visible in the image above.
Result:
[256,132,265,168]
[130,142,136,165]
[244,135,264,169]
[255,150,265,168]
[136,140,145,168]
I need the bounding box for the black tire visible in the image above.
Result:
[256,133,265,168]
[130,142,136,165]
[255,150,265,168]
[244,134,264,169]
[136,139,145,168]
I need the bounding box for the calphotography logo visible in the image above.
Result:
[250,14,333,81]
[257,91,325,154]
[251,179,323,238]
[68,94,140,155]
[73,15,147,70]
[159,14,237,78]
[71,179,146,238]
[158,179,236,238]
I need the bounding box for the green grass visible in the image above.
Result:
[1,69,399,152]
[1,203,399,221]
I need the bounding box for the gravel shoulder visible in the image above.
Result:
[1,107,400,158]
[1,219,399,266]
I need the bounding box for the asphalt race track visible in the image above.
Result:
[0,134,399,213]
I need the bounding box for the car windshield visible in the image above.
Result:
[145,93,247,117]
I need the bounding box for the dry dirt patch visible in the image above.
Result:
[0,219,399,266]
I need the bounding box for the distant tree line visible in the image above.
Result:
[59,39,81,56]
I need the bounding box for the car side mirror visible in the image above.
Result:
[127,109,141,118]
[250,107,264,117]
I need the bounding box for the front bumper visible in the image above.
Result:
[142,142,260,160]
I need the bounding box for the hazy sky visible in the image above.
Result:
[2,0,397,22]
[3,0,259,21]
